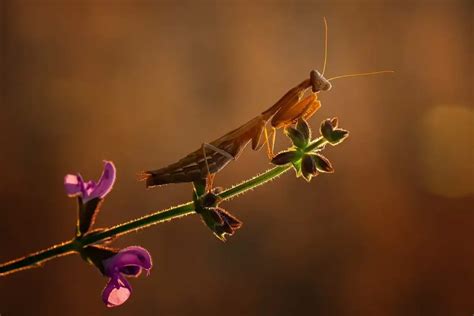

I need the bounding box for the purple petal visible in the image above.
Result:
[102,275,132,308]
[103,246,153,277]
[64,174,85,197]
[89,161,116,201]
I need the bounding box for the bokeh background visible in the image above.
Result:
[1,1,473,315]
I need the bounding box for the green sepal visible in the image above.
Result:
[296,118,311,142]
[291,158,303,177]
[284,126,307,149]
[312,153,334,173]
[320,118,349,145]
[80,245,118,275]
[301,154,318,182]
[271,150,301,166]
[329,129,349,145]
[193,179,207,198]
[77,197,103,237]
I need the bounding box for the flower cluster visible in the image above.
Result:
[271,118,348,181]
[65,161,153,307]
[193,186,242,242]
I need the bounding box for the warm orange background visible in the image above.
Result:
[1,1,473,315]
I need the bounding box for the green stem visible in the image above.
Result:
[0,137,326,276]
[0,240,77,276]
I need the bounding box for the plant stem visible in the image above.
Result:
[0,241,77,276]
[0,137,327,277]
[80,165,292,245]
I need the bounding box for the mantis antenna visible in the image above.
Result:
[327,70,394,81]
[321,17,329,76]
[321,18,393,82]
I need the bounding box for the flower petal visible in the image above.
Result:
[64,174,84,197]
[102,275,132,308]
[89,161,116,200]
[103,246,153,277]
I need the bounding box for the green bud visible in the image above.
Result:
[284,127,307,149]
[319,118,349,145]
[296,118,311,142]
[200,207,242,242]
[320,119,335,141]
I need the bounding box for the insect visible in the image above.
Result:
[140,18,392,189]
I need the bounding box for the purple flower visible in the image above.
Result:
[64,161,116,203]
[101,246,153,308]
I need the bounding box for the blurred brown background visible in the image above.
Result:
[0,1,473,315]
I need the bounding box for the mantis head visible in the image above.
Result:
[310,70,332,93]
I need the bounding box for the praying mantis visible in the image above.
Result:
[140,18,392,189]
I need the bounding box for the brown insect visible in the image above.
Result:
[140,18,392,189]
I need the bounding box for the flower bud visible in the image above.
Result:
[320,119,349,145]
[320,119,335,141]
[296,118,311,143]
[284,127,307,149]
[200,207,243,242]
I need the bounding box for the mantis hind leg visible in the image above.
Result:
[201,143,235,192]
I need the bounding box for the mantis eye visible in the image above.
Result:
[322,81,332,91]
